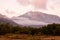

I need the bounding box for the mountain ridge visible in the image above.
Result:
[12,11,60,26]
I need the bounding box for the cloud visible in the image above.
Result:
[0,0,60,18]
[47,0,60,16]
[17,0,47,9]
[5,9,16,14]
[32,0,47,9]
[17,0,30,6]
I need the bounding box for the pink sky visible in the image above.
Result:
[0,0,60,18]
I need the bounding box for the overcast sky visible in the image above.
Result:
[0,0,60,18]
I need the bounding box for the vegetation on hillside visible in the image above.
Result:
[0,23,60,36]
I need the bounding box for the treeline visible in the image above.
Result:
[41,23,60,36]
[0,23,60,36]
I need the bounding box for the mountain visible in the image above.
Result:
[0,14,18,26]
[12,11,60,26]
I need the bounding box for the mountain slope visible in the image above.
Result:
[12,11,60,26]
[0,14,18,26]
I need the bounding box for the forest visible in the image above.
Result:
[0,23,60,36]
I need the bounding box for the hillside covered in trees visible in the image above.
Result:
[0,23,60,36]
